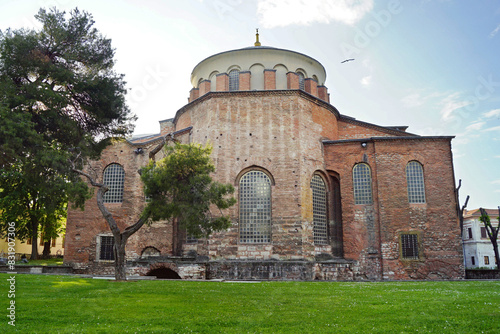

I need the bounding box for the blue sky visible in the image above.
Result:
[1,0,499,209]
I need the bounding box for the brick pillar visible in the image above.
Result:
[189,88,199,103]
[304,78,318,97]
[216,73,229,91]
[264,69,276,90]
[239,71,251,90]
[318,86,330,103]
[287,72,299,89]
[199,80,211,96]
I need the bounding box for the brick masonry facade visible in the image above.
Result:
[64,46,464,281]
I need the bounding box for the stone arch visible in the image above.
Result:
[146,267,181,279]
[273,64,288,89]
[249,63,265,90]
[209,71,219,91]
[234,165,275,186]
[141,246,161,258]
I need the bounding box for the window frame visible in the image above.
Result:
[97,235,115,261]
[399,232,421,261]
[103,163,125,204]
[238,169,272,244]
[311,174,328,245]
[229,69,240,91]
[353,163,373,205]
[406,161,426,204]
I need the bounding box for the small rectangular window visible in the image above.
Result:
[468,228,473,239]
[401,234,419,260]
[99,236,115,261]
[51,238,56,247]
[481,227,487,239]
[484,256,490,265]
[471,256,475,266]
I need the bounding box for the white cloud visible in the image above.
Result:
[465,121,485,132]
[484,125,500,132]
[402,93,425,108]
[483,109,500,118]
[492,179,500,185]
[360,75,372,86]
[489,24,500,38]
[439,92,470,122]
[257,0,374,28]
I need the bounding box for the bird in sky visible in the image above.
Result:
[341,58,355,63]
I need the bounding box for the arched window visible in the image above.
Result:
[353,163,372,205]
[229,69,239,91]
[298,72,305,90]
[406,161,425,203]
[103,163,125,203]
[239,170,271,243]
[311,174,328,245]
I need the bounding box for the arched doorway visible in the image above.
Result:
[146,267,181,279]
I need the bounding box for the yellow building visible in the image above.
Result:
[0,235,65,260]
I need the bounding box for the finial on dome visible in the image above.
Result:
[254,28,261,46]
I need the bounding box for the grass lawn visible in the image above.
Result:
[14,258,64,266]
[0,274,499,333]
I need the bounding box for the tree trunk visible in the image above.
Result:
[30,220,39,260]
[114,236,128,281]
[42,240,51,258]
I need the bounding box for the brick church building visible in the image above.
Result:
[65,35,464,280]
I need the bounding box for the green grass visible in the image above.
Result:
[15,258,64,266]
[0,274,499,333]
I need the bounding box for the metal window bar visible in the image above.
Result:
[103,164,125,203]
[239,171,271,243]
[100,236,115,260]
[401,234,418,259]
[229,70,239,91]
[311,175,328,245]
[406,161,425,203]
[353,163,373,205]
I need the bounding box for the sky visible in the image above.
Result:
[1,0,499,209]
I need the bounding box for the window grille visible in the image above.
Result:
[298,72,305,90]
[353,163,373,205]
[229,70,239,91]
[401,234,419,260]
[311,175,328,245]
[99,236,115,260]
[186,235,198,244]
[406,161,425,203]
[239,170,271,243]
[103,164,125,203]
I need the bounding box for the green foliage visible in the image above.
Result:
[141,142,236,238]
[3,274,500,333]
[0,7,133,256]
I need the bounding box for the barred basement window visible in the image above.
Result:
[406,161,425,203]
[99,236,115,261]
[229,69,239,91]
[401,234,419,260]
[239,170,272,243]
[353,163,373,205]
[311,175,328,245]
[103,163,125,203]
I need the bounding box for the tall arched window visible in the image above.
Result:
[229,69,239,91]
[311,174,328,245]
[406,161,426,203]
[353,163,372,205]
[239,170,271,243]
[298,72,305,90]
[103,163,125,203]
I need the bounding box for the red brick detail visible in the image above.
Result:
[216,73,229,92]
[199,80,211,96]
[287,72,299,89]
[264,69,276,90]
[318,86,329,103]
[239,71,251,91]
[305,78,318,97]
[189,88,199,103]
